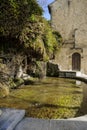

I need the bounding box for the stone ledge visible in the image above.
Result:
[1,109,87,130]
[0,108,25,130]
[15,115,87,130]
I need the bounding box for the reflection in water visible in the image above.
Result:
[76,80,81,86]
[77,83,87,116]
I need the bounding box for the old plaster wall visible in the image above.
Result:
[50,0,87,46]
[49,0,87,74]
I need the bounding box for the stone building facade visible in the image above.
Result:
[49,0,87,74]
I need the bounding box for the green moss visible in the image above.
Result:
[0,0,62,61]
[0,78,83,119]
[8,78,24,89]
[18,15,61,61]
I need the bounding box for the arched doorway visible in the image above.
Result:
[72,53,81,71]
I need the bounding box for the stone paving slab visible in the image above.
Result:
[15,117,87,130]
[15,118,50,130]
[0,108,25,130]
[50,119,87,130]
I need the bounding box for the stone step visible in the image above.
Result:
[0,108,25,130]
[15,117,87,130]
[50,119,87,130]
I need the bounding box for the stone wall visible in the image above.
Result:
[49,0,87,74]
[50,0,87,46]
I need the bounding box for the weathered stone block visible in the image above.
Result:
[46,62,59,77]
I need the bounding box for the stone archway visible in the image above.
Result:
[72,53,81,71]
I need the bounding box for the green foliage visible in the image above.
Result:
[9,78,17,89]
[53,31,62,46]
[0,0,43,36]
[9,77,24,89]
[0,0,61,61]
[42,20,59,59]
[43,29,58,58]
[19,17,60,60]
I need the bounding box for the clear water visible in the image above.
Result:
[0,78,84,119]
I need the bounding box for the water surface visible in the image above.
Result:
[0,78,83,119]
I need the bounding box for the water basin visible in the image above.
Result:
[0,78,84,119]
